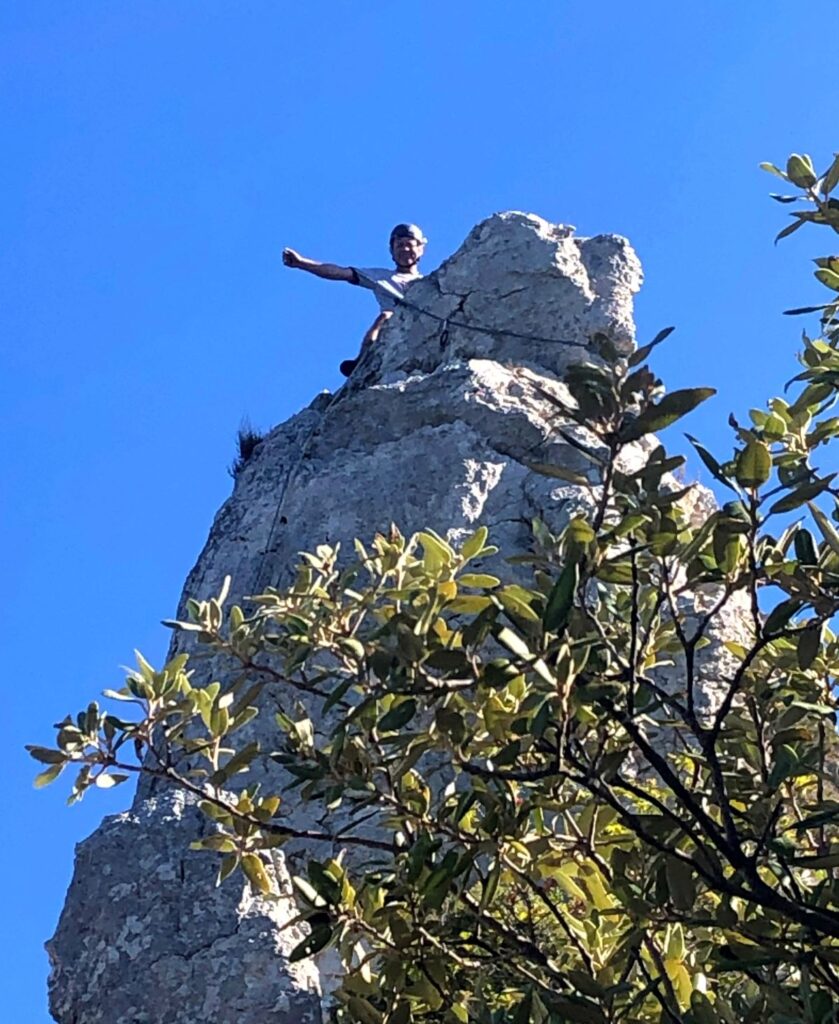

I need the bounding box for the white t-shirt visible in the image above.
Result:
[351,266,422,312]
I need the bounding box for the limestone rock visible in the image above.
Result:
[49,211,647,1022]
[48,792,323,1024]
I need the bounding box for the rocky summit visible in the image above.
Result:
[48,213,647,1023]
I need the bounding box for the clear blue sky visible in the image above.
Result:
[3,3,837,1018]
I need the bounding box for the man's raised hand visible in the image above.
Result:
[282,251,354,282]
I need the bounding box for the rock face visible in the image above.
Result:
[47,213,645,1022]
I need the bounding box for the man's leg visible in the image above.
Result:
[340,311,392,377]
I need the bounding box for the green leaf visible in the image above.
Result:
[783,304,830,316]
[544,997,605,1024]
[241,852,272,894]
[815,267,839,291]
[483,658,519,687]
[208,706,230,739]
[565,971,607,1001]
[126,674,153,699]
[199,799,232,823]
[293,875,327,907]
[498,585,541,622]
[595,560,634,584]
[768,744,800,789]
[101,687,137,702]
[566,517,596,546]
[764,597,802,635]
[685,434,736,491]
[308,862,342,905]
[543,559,579,633]
[288,922,334,962]
[458,573,501,588]
[34,763,64,788]
[423,854,458,909]
[551,864,587,902]
[627,325,675,367]
[787,153,817,188]
[822,153,839,194]
[735,440,771,488]
[769,476,833,514]
[775,216,807,243]
[762,412,787,439]
[480,859,501,912]
[793,528,818,565]
[496,626,533,661]
[94,773,128,789]
[426,649,469,673]
[340,637,365,660]
[797,622,822,670]
[345,996,383,1024]
[679,513,719,565]
[379,698,417,733]
[134,649,155,683]
[460,525,488,561]
[666,857,697,912]
[26,745,66,765]
[447,595,494,614]
[809,501,839,558]
[760,161,788,181]
[210,741,260,786]
[512,990,534,1024]
[418,530,454,573]
[620,388,716,441]
[216,853,238,886]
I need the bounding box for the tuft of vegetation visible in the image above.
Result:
[228,419,265,479]
[29,150,839,1024]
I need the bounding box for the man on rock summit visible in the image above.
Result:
[282,223,427,376]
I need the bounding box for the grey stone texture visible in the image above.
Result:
[48,793,324,1024]
[49,212,725,1022]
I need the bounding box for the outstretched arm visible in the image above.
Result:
[282,248,356,282]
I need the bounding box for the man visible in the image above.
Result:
[282,223,427,376]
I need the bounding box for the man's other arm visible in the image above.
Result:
[363,310,392,345]
[282,248,357,283]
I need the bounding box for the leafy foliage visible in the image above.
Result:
[30,151,839,1023]
[228,417,265,478]
[761,150,839,335]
